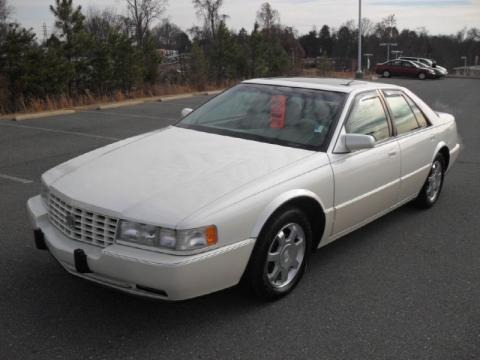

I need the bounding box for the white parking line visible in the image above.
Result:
[0,122,119,141]
[0,173,33,184]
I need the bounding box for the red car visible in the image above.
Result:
[375,59,437,80]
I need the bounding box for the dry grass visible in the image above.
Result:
[1,73,378,116]
[1,82,235,116]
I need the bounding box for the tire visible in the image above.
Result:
[246,207,312,301]
[414,153,446,208]
[383,70,391,78]
[418,72,426,80]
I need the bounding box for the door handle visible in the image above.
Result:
[388,151,397,157]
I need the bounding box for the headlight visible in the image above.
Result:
[40,180,50,206]
[117,220,217,251]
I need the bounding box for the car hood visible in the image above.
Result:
[49,126,315,227]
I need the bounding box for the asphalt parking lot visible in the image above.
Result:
[1,78,479,359]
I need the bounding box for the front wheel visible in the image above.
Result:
[414,154,445,208]
[418,72,427,80]
[383,70,391,78]
[246,208,312,301]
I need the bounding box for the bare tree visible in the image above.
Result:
[152,18,182,49]
[361,18,374,37]
[86,8,125,41]
[192,0,224,39]
[0,0,11,22]
[124,0,168,46]
[467,27,480,41]
[375,14,398,39]
[256,2,280,32]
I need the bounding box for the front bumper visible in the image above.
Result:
[27,195,255,301]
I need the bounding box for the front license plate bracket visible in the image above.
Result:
[74,249,92,273]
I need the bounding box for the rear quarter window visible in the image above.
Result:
[404,95,429,128]
[384,94,419,135]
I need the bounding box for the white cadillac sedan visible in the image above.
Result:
[27,78,460,301]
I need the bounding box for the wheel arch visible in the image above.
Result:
[251,190,327,252]
[432,141,450,170]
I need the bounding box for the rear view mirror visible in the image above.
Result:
[181,108,193,117]
[343,133,375,152]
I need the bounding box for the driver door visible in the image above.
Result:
[329,91,401,236]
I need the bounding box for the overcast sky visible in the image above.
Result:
[10,0,480,39]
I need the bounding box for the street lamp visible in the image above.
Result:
[355,0,363,79]
[380,42,397,62]
[461,56,467,75]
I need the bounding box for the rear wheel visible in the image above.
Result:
[246,208,312,301]
[414,154,445,208]
[383,70,391,78]
[418,72,427,80]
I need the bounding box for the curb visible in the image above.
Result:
[95,100,144,110]
[446,75,480,80]
[0,109,76,121]
[0,90,224,121]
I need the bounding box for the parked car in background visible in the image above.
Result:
[399,56,448,76]
[27,78,460,301]
[410,61,444,79]
[375,59,437,79]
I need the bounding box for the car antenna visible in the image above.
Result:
[344,79,356,86]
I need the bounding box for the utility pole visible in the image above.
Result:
[355,0,363,79]
[379,42,397,62]
[42,22,48,43]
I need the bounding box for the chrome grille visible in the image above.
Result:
[48,193,118,247]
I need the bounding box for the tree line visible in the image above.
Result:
[0,0,478,114]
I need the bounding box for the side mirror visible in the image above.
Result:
[181,108,193,118]
[343,133,375,152]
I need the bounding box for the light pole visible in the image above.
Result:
[380,42,397,62]
[355,0,363,79]
[461,56,467,75]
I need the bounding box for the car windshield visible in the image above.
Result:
[413,61,428,68]
[177,83,346,150]
[420,59,433,67]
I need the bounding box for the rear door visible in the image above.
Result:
[389,60,403,76]
[400,61,418,77]
[381,90,436,200]
[329,91,401,236]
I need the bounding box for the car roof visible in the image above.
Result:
[400,56,432,61]
[242,77,401,94]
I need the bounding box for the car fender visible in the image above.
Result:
[432,140,449,163]
[251,189,326,238]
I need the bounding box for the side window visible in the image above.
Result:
[404,95,429,128]
[384,93,419,135]
[402,61,413,68]
[345,93,390,141]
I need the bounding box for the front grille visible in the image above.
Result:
[48,193,118,247]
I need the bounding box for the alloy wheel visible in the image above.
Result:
[426,160,443,202]
[265,223,306,289]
